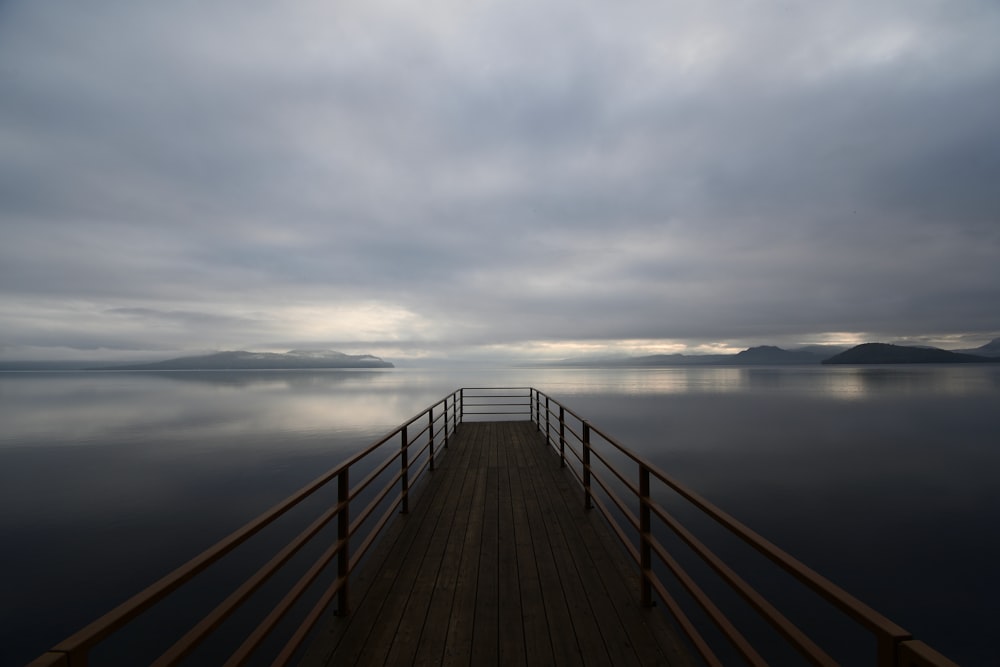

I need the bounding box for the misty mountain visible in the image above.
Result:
[955,338,1000,357]
[615,353,732,366]
[822,343,997,365]
[88,350,394,371]
[794,345,853,357]
[548,353,725,367]
[0,360,97,371]
[730,345,834,364]
[551,345,847,367]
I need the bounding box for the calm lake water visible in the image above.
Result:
[2,366,998,665]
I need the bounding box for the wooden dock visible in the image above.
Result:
[30,388,960,667]
[302,420,692,666]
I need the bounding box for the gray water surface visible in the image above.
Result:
[2,366,997,665]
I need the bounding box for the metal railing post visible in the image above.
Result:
[559,406,566,467]
[876,631,897,667]
[544,396,550,445]
[583,422,593,510]
[535,391,542,432]
[337,469,350,615]
[27,386,961,667]
[639,464,652,607]
[429,407,435,471]
[443,397,450,448]
[400,425,409,514]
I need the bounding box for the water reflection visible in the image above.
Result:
[524,365,1000,398]
[543,375,1000,666]
[0,370,434,449]
[0,371,431,665]
[2,366,999,665]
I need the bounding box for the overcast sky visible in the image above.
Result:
[2,0,999,362]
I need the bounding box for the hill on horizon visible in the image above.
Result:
[549,344,848,367]
[87,350,394,371]
[956,337,1000,357]
[822,343,998,365]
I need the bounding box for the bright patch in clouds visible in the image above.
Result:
[274,303,436,343]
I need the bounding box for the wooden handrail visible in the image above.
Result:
[529,387,954,667]
[29,389,463,667]
[28,386,957,667]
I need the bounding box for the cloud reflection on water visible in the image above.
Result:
[1,366,998,664]
[524,365,1000,399]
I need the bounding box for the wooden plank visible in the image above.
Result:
[410,426,482,666]
[528,420,696,665]
[553,455,697,665]
[497,421,527,665]
[470,424,501,665]
[522,422,620,666]
[306,427,471,665]
[507,433,556,666]
[303,421,689,666]
[440,424,488,665]
[514,425,585,666]
[300,480,414,663]
[381,425,478,664]
[509,418,532,468]
[524,424,641,667]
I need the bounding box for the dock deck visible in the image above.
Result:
[302,420,691,666]
[30,388,958,667]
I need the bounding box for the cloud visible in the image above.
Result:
[1,0,999,361]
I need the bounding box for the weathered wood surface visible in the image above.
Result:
[302,421,693,667]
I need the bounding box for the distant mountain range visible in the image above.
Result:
[86,350,394,371]
[822,343,1000,365]
[3,339,999,371]
[554,339,1000,367]
[955,338,1000,357]
[550,345,845,367]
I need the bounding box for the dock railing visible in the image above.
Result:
[524,387,958,667]
[30,387,957,666]
[29,390,463,667]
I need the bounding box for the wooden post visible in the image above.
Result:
[429,407,435,471]
[401,425,409,514]
[459,388,464,423]
[337,468,350,615]
[583,422,593,510]
[640,464,652,607]
[559,406,566,467]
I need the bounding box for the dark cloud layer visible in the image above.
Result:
[2,0,999,361]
